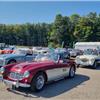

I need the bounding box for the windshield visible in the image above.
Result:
[83,50,98,55]
[35,53,59,62]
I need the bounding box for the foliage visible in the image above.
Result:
[49,14,72,47]
[74,12,100,42]
[0,12,100,47]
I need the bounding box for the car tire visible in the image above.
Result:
[92,61,97,69]
[69,66,75,78]
[31,72,46,92]
[7,60,16,64]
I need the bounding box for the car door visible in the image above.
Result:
[46,62,70,81]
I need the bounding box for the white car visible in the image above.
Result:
[75,50,100,68]
[33,47,50,54]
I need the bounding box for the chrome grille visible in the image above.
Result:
[81,58,88,62]
[9,72,23,80]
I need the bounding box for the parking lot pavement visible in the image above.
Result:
[0,67,100,100]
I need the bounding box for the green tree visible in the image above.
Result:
[74,12,100,42]
[49,14,72,47]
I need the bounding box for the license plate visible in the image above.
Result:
[10,72,20,80]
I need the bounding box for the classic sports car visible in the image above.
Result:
[0,48,37,67]
[75,49,100,68]
[0,53,76,92]
[0,46,15,54]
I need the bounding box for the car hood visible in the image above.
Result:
[77,55,97,59]
[0,54,24,59]
[10,61,55,73]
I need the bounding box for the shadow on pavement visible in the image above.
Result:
[7,74,90,98]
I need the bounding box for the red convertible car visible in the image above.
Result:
[0,53,76,92]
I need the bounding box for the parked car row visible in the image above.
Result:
[0,47,76,92]
[0,46,100,92]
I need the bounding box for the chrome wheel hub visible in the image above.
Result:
[70,67,75,77]
[36,75,45,90]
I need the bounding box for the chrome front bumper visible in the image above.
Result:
[76,62,93,66]
[3,79,30,88]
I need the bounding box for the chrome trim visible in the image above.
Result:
[3,79,30,88]
[9,72,24,81]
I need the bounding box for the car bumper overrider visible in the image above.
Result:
[3,79,30,88]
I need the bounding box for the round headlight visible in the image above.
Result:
[0,67,5,74]
[89,59,94,64]
[23,71,30,78]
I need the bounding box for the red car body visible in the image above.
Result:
[0,49,14,54]
[1,55,76,91]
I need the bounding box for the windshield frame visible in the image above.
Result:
[83,50,98,55]
[13,49,27,55]
[35,53,59,62]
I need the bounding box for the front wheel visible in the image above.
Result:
[69,66,75,78]
[31,72,46,92]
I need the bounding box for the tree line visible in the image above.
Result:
[0,12,100,47]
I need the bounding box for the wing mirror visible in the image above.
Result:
[56,55,63,63]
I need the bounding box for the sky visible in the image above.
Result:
[0,1,100,24]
